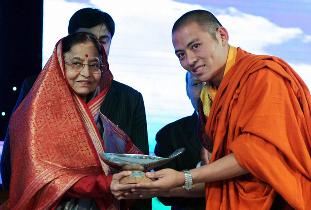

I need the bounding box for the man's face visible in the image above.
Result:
[173,22,228,84]
[76,23,112,56]
[186,72,202,111]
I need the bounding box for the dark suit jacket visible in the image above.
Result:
[154,112,205,210]
[0,75,150,209]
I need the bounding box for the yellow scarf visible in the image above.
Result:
[200,46,237,116]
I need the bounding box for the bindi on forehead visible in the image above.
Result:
[85,54,88,58]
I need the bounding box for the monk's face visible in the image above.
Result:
[64,41,102,101]
[173,21,229,85]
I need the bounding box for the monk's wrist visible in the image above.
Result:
[177,171,186,187]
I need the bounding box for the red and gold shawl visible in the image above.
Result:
[8,39,140,209]
[205,48,311,210]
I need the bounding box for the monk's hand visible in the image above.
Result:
[201,147,211,165]
[110,171,135,200]
[131,169,184,195]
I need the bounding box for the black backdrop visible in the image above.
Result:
[0,0,43,139]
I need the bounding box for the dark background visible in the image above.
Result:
[0,0,43,139]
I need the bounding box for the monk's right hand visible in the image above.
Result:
[132,168,184,192]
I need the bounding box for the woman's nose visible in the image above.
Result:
[79,64,91,77]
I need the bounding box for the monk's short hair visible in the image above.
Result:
[68,8,115,37]
[172,9,222,40]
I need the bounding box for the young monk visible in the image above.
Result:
[113,9,311,210]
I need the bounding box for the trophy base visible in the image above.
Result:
[120,171,152,184]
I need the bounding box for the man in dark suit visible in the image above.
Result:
[154,72,205,210]
[1,8,150,209]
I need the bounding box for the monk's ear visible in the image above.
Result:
[217,27,229,46]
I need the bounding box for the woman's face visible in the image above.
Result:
[64,41,102,101]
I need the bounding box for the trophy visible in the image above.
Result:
[100,148,185,184]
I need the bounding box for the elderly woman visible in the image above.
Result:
[7,32,140,209]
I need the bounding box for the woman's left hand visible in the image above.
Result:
[110,171,136,199]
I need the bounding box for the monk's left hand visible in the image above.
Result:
[201,147,211,165]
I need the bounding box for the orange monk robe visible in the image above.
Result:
[205,48,311,210]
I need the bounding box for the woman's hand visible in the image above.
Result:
[110,169,187,199]
[110,171,135,199]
